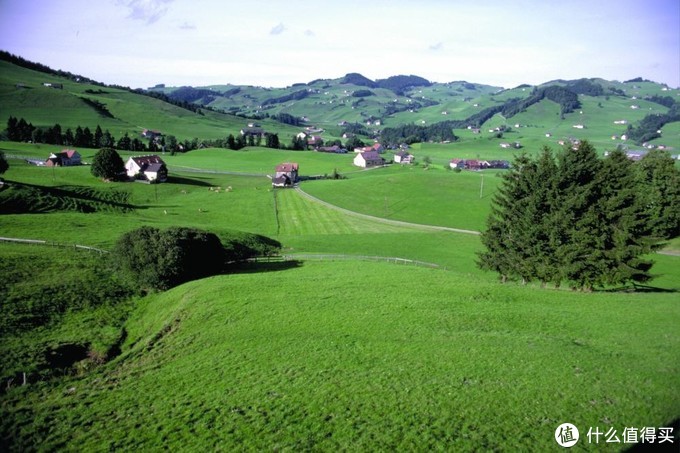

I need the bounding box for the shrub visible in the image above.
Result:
[91,148,125,181]
[114,226,226,291]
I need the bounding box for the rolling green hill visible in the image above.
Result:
[0,58,300,142]
[1,53,679,451]
[154,73,679,154]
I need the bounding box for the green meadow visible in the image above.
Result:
[1,55,679,450]
[2,140,679,451]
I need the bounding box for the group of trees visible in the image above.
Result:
[5,117,146,150]
[114,226,281,291]
[478,143,679,290]
[381,122,458,145]
[625,103,680,144]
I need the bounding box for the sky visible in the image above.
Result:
[0,0,678,89]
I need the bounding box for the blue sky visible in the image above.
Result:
[1,0,678,89]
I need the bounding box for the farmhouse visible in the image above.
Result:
[125,155,168,182]
[307,135,323,146]
[394,150,414,164]
[45,149,82,167]
[240,125,265,137]
[450,158,509,170]
[272,162,299,187]
[141,129,162,140]
[354,151,384,168]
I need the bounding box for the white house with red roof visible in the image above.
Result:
[45,149,81,167]
[272,162,299,187]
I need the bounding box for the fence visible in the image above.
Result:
[0,237,108,254]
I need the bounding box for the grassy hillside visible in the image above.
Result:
[2,260,679,451]
[0,60,299,141]
[1,58,679,450]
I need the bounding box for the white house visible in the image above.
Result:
[394,151,414,164]
[354,151,384,168]
[125,155,168,182]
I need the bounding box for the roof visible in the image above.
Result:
[145,163,165,173]
[276,163,299,172]
[360,151,382,161]
[62,149,79,158]
[131,155,165,166]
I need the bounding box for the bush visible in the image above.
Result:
[113,227,281,291]
[114,227,225,291]
[91,148,125,181]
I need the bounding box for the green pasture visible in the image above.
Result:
[2,68,680,450]
[0,61,299,140]
[3,260,678,451]
[302,165,500,231]
[163,147,358,176]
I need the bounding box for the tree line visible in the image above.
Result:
[478,143,679,290]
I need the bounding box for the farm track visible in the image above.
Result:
[294,186,481,235]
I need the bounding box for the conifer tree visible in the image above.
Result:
[552,141,602,290]
[594,149,656,286]
[478,154,535,283]
[635,150,680,239]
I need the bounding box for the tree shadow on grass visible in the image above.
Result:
[598,284,677,294]
[166,175,213,187]
[227,259,303,275]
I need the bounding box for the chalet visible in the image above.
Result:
[394,150,414,164]
[500,143,512,149]
[272,162,299,187]
[296,132,308,140]
[125,155,168,182]
[450,159,509,170]
[45,149,82,167]
[487,160,511,169]
[141,129,162,140]
[240,126,265,137]
[354,151,384,168]
[449,159,464,169]
[307,135,323,146]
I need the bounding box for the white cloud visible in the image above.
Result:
[270,22,286,35]
[119,0,173,24]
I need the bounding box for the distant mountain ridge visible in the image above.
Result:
[1,50,678,149]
